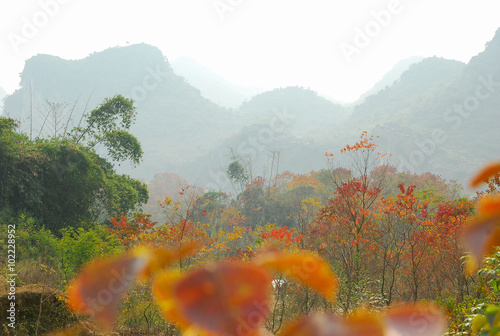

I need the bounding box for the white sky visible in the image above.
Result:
[0,0,499,102]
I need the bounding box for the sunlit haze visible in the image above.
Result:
[1,0,499,102]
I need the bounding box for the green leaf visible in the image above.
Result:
[472,315,488,333]
[485,305,500,328]
[493,279,500,294]
[489,325,500,335]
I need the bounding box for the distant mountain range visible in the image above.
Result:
[171,57,264,108]
[346,32,500,181]
[354,56,424,104]
[347,57,467,134]
[4,27,500,191]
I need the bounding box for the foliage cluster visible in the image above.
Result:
[0,95,148,233]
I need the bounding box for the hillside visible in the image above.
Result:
[347,28,500,183]
[348,57,466,133]
[171,57,264,108]
[239,86,347,136]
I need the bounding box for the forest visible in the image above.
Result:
[2,93,500,335]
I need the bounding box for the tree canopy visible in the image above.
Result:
[0,96,148,233]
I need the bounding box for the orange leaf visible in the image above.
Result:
[153,262,272,335]
[477,194,500,218]
[67,243,198,328]
[255,248,338,301]
[461,214,500,273]
[384,303,446,336]
[281,312,385,336]
[137,241,200,281]
[67,253,148,329]
[152,270,192,330]
[470,161,500,188]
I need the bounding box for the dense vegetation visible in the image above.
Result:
[2,112,500,335]
[0,95,147,232]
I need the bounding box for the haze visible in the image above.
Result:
[1,0,499,102]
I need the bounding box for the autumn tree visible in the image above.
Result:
[374,184,435,303]
[432,198,475,302]
[314,132,391,311]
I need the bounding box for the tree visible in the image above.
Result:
[376,184,434,303]
[0,95,148,233]
[0,118,43,213]
[432,198,474,302]
[313,132,391,311]
[226,159,250,196]
[73,95,143,166]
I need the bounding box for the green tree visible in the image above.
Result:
[226,160,250,195]
[73,95,143,166]
[0,118,46,215]
[0,96,149,233]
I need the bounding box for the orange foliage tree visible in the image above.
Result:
[313,132,391,311]
[374,184,435,303]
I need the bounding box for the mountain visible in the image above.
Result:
[171,57,264,108]
[347,28,500,184]
[355,56,424,104]
[180,86,349,191]
[239,86,348,137]
[3,44,239,180]
[348,57,466,133]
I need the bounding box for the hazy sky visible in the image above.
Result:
[1,0,499,102]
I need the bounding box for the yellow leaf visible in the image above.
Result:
[67,242,199,328]
[471,315,488,333]
[477,194,500,218]
[152,270,192,330]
